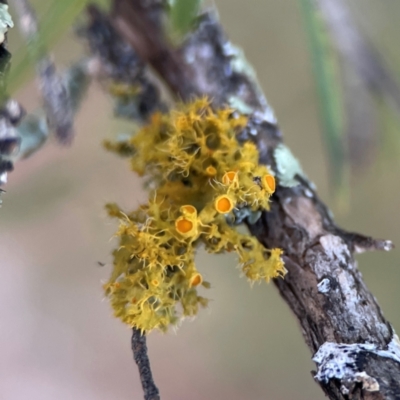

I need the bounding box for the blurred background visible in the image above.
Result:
[1,0,400,399]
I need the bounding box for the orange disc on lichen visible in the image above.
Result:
[150,111,162,125]
[205,165,217,176]
[222,171,237,185]
[175,217,194,234]
[190,273,203,287]
[215,195,234,213]
[263,174,275,193]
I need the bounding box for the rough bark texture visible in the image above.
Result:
[0,0,24,185]
[131,328,160,400]
[106,1,400,398]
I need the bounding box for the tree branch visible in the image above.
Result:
[80,5,164,122]
[106,1,400,398]
[131,328,160,400]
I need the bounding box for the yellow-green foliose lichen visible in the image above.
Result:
[104,98,286,333]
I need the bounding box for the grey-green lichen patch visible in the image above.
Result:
[274,144,308,187]
[228,96,253,115]
[16,114,49,159]
[224,43,258,82]
[0,4,13,44]
[223,42,277,125]
[227,206,262,225]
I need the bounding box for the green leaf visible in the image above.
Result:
[168,0,202,39]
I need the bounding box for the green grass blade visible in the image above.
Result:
[8,0,108,92]
[168,0,202,40]
[298,0,349,208]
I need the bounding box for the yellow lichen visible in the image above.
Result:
[180,204,197,216]
[104,98,285,332]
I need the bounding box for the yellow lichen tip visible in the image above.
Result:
[180,204,197,216]
[222,170,238,185]
[104,97,286,332]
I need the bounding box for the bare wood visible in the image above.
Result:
[110,1,400,398]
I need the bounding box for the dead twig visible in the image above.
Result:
[131,329,160,400]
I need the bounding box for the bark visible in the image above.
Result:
[131,328,160,400]
[107,1,400,398]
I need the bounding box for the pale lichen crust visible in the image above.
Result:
[0,4,13,44]
[313,335,400,394]
[104,98,286,332]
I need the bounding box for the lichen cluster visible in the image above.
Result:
[104,98,286,332]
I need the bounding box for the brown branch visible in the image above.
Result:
[110,0,196,99]
[131,329,160,400]
[80,5,165,121]
[108,1,400,398]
